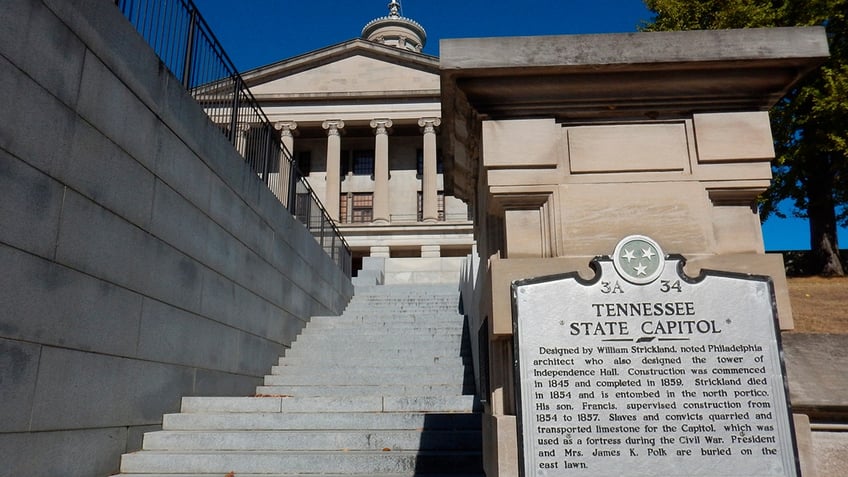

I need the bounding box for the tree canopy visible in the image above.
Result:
[642,0,848,276]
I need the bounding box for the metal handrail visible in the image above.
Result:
[115,0,351,277]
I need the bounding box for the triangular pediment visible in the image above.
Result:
[242,39,440,99]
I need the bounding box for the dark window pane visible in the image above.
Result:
[295,150,311,176]
[352,150,374,175]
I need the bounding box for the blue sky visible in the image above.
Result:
[197,0,845,251]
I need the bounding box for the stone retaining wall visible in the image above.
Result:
[0,1,352,475]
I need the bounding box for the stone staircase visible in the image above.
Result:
[115,284,483,476]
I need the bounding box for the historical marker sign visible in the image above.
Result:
[512,236,799,477]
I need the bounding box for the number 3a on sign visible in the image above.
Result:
[600,281,624,294]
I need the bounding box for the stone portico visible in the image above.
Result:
[236,6,474,279]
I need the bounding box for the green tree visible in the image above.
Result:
[642,0,848,276]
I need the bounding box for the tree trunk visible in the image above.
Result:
[807,158,845,276]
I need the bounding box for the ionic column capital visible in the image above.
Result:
[370,118,393,135]
[322,120,345,136]
[274,120,298,137]
[418,117,441,134]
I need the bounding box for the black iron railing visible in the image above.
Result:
[115,0,351,276]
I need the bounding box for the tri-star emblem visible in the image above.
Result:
[612,235,665,284]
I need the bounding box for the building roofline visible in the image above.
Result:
[241,38,439,86]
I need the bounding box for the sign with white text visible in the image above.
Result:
[512,236,799,477]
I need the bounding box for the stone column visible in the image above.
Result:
[419,118,441,222]
[273,121,298,202]
[322,120,344,221]
[370,118,392,223]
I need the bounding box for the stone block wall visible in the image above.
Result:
[0,1,353,475]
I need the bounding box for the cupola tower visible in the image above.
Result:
[361,1,427,52]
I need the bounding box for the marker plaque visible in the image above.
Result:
[512,236,799,477]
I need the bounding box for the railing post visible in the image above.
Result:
[181,5,197,89]
[228,78,240,143]
[320,215,327,251]
[287,151,299,213]
[265,126,274,185]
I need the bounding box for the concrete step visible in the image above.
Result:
[269,365,472,378]
[348,294,459,300]
[142,429,482,451]
[277,356,473,367]
[301,325,466,334]
[341,305,458,311]
[285,344,471,356]
[120,450,483,475]
[294,328,464,337]
[291,334,466,343]
[280,354,471,369]
[338,311,459,317]
[343,302,458,308]
[307,316,464,326]
[289,334,468,345]
[263,371,471,385]
[162,411,482,431]
[114,474,483,477]
[181,396,480,413]
[304,318,464,327]
[309,315,463,330]
[285,344,469,357]
[254,384,474,397]
[289,338,468,347]
[347,286,459,295]
[344,301,459,307]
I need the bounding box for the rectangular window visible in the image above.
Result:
[351,193,373,223]
[352,150,374,175]
[340,193,373,223]
[417,191,445,221]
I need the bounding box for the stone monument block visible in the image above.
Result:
[440,26,830,477]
